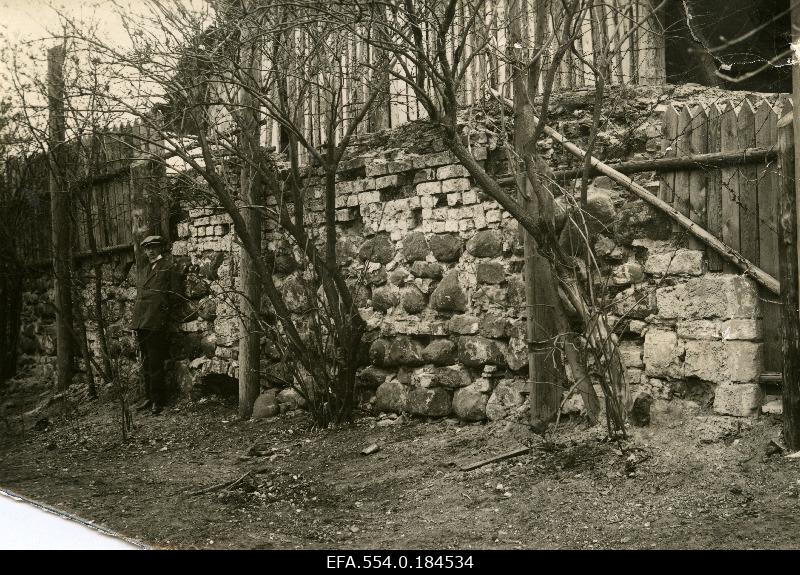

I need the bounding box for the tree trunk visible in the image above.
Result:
[780,85,800,450]
[510,0,564,430]
[238,9,263,420]
[48,45,74,392]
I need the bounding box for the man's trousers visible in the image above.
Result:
[136,329,168,407]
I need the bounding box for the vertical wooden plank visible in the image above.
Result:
[650,0,666,84]
[610,0,624,84]
[707,103,724,271]
[591,1,610,79]
[738,99,759,266]
[580,8,594,86]
[618,0,632,83]
[659,103,678,203]
[720,101,740,272]
[689,105,708,251]
[674,105,692,221]
[756,99,781,372]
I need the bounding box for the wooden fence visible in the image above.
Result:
[9,1,666,262]
[9,121,168,266]
[259,0,666,161]
[659,95,792,373]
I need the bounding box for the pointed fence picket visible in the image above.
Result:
[658,95,790,373]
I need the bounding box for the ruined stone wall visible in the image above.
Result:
[13,84,775,422]
[15,254,142,398]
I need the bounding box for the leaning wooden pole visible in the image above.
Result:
[535,115,781,295]
[48,45,74,391]
[778,109,800,451]
[490,89,780,294]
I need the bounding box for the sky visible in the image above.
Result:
[1,0,131,46]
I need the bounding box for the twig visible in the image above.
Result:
[188,470,252,497]
[458,447,531,472]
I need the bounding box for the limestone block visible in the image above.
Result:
[625,367,645,386]
[611,262,645,286]
[721,319,763,341]
[725,341,764,383]
[462,189,479,205]
[366,160,390,177]
[612,286,658,320]
[684,340,763,384]
[677,320,721,340]
[412,366,470,389]
[437,164,470,179]
[643,329,683,379]
[416,181,443,195]
[713,383,763,417]
[644,249,704,276]
[656,275,760,320]
[479,314,509,339]
[375,174,400,189]
[619,341,643,369]
[441,178,471,193]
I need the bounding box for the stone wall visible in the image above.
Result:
[16,253,142,398]
[14,84,774,422]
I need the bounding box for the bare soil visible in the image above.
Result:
[1,379,799,550]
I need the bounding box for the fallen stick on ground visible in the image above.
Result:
[188,470,253,497]
[458,447,531,472]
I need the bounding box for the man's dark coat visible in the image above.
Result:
[132,256,180,331]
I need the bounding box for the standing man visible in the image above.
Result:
[132,235,178,415]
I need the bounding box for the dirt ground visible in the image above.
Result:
[1,377,800,550]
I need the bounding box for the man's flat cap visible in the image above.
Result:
[141,235,165,247]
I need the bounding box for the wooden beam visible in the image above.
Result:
[497,147,778,185]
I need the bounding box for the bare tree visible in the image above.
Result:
[14,0,391,426]
[343,0,668,435]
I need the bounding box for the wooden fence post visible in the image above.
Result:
[778,106,800,451]
[48,45,74,391]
